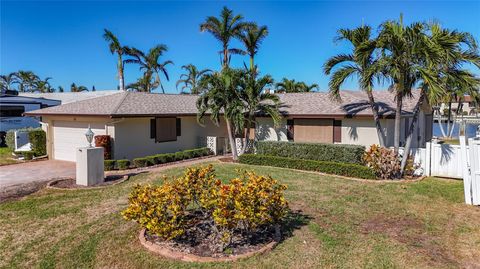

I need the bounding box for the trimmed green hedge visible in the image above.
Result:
[104,160,116,171]
[131,147,212,169]
[116,159,130,170]
[239,154,376,179]
[29,130,46,156]
[256,141,365,164]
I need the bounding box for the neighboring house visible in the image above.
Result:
[0,94,60,133]
[19,90,119,104]
[436,95,479,116]
[25,90,432,162]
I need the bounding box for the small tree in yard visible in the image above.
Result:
[196,68,246,160]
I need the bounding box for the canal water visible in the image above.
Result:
[433,122,479,139]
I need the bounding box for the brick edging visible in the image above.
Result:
[138,228,277,263]
[46,175,129,190]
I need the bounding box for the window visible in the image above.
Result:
[333,120,342,143]
[150,117,181,143]
[286,119,294,141]
[0,106,24,117]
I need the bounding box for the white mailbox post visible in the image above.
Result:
[76,147,104,186]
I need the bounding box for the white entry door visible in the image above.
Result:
[52,121,106,161]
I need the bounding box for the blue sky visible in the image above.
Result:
[1,1,479,93]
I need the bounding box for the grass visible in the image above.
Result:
[1,162,479,268]
[0,147,19,165]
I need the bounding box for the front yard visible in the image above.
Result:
[1,162,479,268]
[0,147,19,166]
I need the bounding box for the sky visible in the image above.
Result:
[1,0,480,93]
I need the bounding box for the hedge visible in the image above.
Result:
[130,147,212,169]
[5,128,44,153]
[116,159,130,170]
[104,160,116,171]
[29,130,47,156]
[14,150,35,160]
[238,154,376,179]
[256,141,365,164]
[133,158,149,168]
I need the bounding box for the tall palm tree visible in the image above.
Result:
[297,82,319,92]
[398,23,480,174]
[324,25,387,146]
[240,69,282,154]
[125,45,173,93]
[103,29,127,91]
[0,72,19,92]
[376,16,427,152]
[275,78,317,93]
[200,6,251,68]
[176,64,211,94]
[197,68,246,160]
[15,70,39,92]
[34,77,53,93]
[240,24,268,71]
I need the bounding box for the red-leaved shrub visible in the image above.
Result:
[94,135,112,160]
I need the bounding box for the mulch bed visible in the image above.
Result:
[142,211,277,260]
[218,156,235,163]
[0,181,48,203]
[48,175,127,189]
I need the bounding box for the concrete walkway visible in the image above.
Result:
[0,160,76,188]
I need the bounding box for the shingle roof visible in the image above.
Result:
[25,90,423,118]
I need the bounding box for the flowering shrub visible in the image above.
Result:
[121,165,289,251]
[362,145,401,179]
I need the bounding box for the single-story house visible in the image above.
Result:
[25,90,432,162]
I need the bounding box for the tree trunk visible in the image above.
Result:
[118,56,125,91]
[223,47,229,69]
[400,89,426,175]
[446,100,452,138]
[225,118,238,160]
[240,113,254,155]
[394,92,403,153]
[366,90,386,147]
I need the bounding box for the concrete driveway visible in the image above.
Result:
[0,160,75,188]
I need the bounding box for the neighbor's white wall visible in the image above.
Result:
[255,118,288,141]
[112,116,228,160]
[341,118,392,147]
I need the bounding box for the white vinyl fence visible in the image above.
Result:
[401,141,475,179]
[461,137,480,205]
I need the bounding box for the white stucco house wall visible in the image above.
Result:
[26,90,432,162]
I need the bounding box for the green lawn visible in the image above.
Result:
[0,147,19,165]
[1,162,479,268]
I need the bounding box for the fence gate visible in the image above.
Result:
[460,137,480,205]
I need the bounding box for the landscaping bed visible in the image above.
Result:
[47,175,128,189]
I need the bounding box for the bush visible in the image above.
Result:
[122,165,288,251]
[133,157,149,168]
[183,149,195,159]
[145,155,157,166]
[5,130,15,151]
[29,130,46,156]
[174,151,185,161]
[5,128,44,153]
[153,154,167,164]
[256,141,365,164]
[15,150,35,160]
[164,153,175,162]
[104,160,116,171]
[239,154,376,179]
[94,135,112,160]
[116,159,130,170]
[362,145,400,179]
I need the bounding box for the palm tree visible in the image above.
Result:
[324,25,387,146]
[0,72,19,92]
[103,29,127,91]
[125,45,173,93]
[197,68,246,160]
[240,24,268,71]
[397,23,480,174]
[126,72,158,92]
[297,82,319,92]
[34,77,53,93]
[15,70,39,92]
[240,69,282,154]
[71,83,88,92]
[275,78,317,93]
[176,64,211,94]
[58,86,64,93]
[376,16,427,152]
[200,6,251,68]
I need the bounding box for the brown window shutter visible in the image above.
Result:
[155,117,177,142]
[333,120,342,143]
[150,118,156,139]
[176,118,181,136]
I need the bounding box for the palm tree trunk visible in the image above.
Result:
[366,90,386,147]
[118,57,125,91]
[400,89,426,175]
[394,92,403,153]
[250,56,254,73]
[240,113,254,155]
[446,100,452,138]
[223,47,229,69]
[225,118,238,160]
